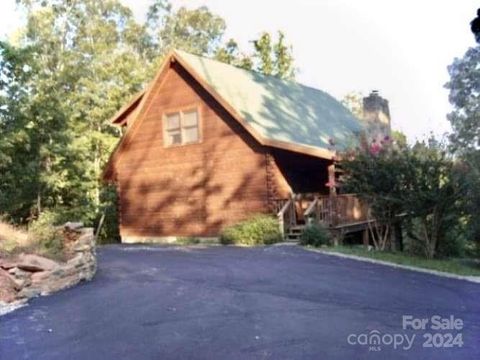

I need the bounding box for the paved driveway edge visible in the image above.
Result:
[303,247,480,284]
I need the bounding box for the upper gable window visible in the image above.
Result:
[164,109,200,146]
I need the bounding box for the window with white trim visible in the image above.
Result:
[164,109,200,146]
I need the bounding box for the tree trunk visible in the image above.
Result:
[394,222,403,252]
[36,191,42,216]
[422,220,435,259]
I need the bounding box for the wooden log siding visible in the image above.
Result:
[265,152,292,211]
[116,62,273,238]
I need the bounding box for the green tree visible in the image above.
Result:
[446,44,480,249]
[341,91,364,119]
[341,137,465,258]
[253,31,295,79]
[253,32,274,76]
[402,140,464,258]
[145,3,296,80]
[0,41,39,220]
[341,138,407,251]
[461,152,480,248]
[392,130,408,149]
[147,1,226,58]
[1,0,150,227]
[274,31,295,79]
[445,45,480,152]
[214,39,253,70]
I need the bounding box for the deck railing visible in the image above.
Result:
[276,193,369,235]
[305,194,369,227]
[276,194,297,237]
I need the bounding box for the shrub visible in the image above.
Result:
[96,184,121,244]
[220,215,282,245]
[300,224,331,247]
[438,235,466,258]
[28,211,64,259]
[404,218,467,258]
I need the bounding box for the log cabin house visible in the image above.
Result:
[103,50,389,243]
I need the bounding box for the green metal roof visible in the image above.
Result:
[176,50,363,154]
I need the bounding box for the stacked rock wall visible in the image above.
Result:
[0,224,96,313]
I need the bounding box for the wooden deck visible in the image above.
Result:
[275,193,371,242]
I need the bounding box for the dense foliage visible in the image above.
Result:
[445,43,480,252]
[219,215,283,246]
[339,35,480,259]
[0,0,295,242]
[445,46,480,152]
[341,137,467,258]
[299,224,331,247]
[27,211,65,259]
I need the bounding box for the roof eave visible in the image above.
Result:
[263,138,335,160]
[102,51,177,182]
[110,90,145,126]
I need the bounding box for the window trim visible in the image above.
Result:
[162,106,202,147]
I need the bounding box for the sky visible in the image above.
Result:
[0,0,478,141]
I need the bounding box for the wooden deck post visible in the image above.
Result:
[333,232,339,246]
[277,194,296,240]
[332,230,344,246]
[278,215,284,238]
[363,229,369,249]
[327,164,336,196]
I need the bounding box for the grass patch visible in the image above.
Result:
[0,221,29,256]
[321,245,480,277]
[0,218,65,261]
[175,237,202,245]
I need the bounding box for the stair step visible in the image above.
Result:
[289,226,306,233]
[285,236,300,241]
[283,225,305,243]
[286,233,301,242]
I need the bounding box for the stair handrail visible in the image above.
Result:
[303,196,319,225]
[277,193,296,237]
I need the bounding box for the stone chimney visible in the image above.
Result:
[362,90,391,142]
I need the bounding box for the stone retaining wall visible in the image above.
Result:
[0,224,96,314]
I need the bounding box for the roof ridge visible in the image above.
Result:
[173,48,327,95]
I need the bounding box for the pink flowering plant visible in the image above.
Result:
[339,134,466,258]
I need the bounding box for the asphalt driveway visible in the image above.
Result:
[1,244,479,360]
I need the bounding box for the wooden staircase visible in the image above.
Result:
[285,225,305,243]
[276,193,370,244]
